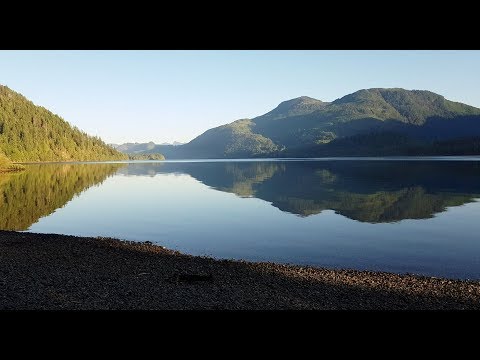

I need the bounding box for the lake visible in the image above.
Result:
[1,158,480,280]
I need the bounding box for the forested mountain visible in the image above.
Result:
[112,141,182,154]
[112,142,157,153]
[144,88,480,159]
[0,85,127,163]
[127,153,165,160]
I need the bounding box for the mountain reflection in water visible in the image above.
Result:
[117,160,480,223]
[3,159,480,279]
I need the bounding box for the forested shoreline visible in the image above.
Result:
[0,85,127,165]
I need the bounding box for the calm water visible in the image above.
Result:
[1,158,480,279]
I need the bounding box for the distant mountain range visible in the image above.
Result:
[136,88,480,159]
[111,141,184,154]
[0,85,127,165]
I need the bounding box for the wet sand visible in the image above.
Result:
[1,230,479,310]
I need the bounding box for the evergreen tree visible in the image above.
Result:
[0,85,128,162]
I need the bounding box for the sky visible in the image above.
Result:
[0,50,479,144]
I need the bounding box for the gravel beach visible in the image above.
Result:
[1,230,479,310]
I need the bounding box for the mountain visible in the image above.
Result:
[127,153,165,160]
[0,85,127,164]
[255,96,328,121]
[151,88,480,159]
[113,142,157,153]
[112,141,184,154]
[161,141,184,146]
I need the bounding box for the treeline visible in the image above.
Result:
[128,153,165,161]
[0,151,25,172]
[0,85,127,162]
[408,137,480,155]
[283,132,480,157]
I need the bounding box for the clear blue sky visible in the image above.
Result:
[0,50,479,144]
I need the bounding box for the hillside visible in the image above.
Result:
[112,141,183,154]
[0,152,24,172]
[0,85,127,162]
[113,142,157,154]
[146,88,480,158]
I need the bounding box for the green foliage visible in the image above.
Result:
[128,153,165,160]
[284,132,480,157]
[178,119,279,158]
[0,85,128,162]
[256,89,480,149]
[0,163,124,230]
[255,96,327,121]
[0,152,13,169]
[410,137,480,155]
[327,88,480,125]
[116,142,157,153]
[222,119,279,157]
[0,152,25,172]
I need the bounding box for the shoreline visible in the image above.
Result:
[1,230,479,310]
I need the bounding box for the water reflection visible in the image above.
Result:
[1,160,479,232]
[0,163,124,230]
[3,159,477,279]
[118,160,480,222]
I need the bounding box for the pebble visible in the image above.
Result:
[1,230,479,310]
